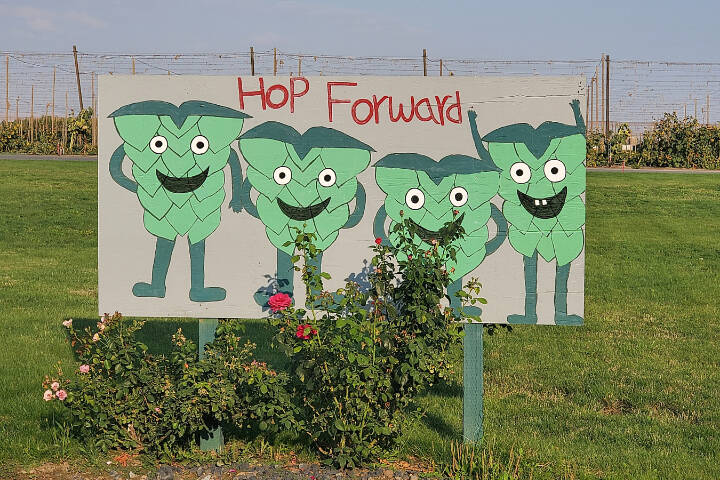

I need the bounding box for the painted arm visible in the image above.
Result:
[372,205,390,245]
[467,109,492,162]
[239,177,259,218]
[343,181,366,229]
[227,149,243,212]
[485,203,508,255]
[109,144,138,193]
[570,99,586,136]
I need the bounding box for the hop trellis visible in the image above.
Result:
[2,49,720,134]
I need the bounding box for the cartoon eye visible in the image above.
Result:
[149,135,167,154]
[318,168,336,187]
[405,188,425,210]
[273,166,292,185]
[190,135,209,155]
[544,159,566,182]
[509,162,531,184]
[449,187,468,207]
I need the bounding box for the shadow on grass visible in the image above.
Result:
[427,378,463,398]
[419,411,459,442]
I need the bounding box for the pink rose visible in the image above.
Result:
[62,319,72,328]
[92,333,100,342]
[97,322,106,331]
[43,389,53,402]
[56,390,67,401]
[268,292,292,312]
[79,364,90,374]
[50,381,60,391]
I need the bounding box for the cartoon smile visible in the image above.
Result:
[278,197,331,221]
[517,187,567,219]
[156,168,209,193]
[409,212,465,244]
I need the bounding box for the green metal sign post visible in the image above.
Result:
[198,318,224,452]
[463,323,484,443]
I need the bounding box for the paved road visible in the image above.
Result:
[3,154,720,174]
[589,166,720,174]
[0,153,96,162]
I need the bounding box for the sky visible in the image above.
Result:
[0,0,717,61]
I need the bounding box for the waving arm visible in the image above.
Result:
[109,144,138,193]
[239,177,259,218]
[372,205,390,245]
[467,109,492,162]
[570,99,586,136]
[227,149,243,212]
[343,181,366,229]
[485,203,508,255]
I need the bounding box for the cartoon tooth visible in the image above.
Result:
[109,100,250,302]
[373,153,507,316]
[237,121,373,307]
[468,100,586,325]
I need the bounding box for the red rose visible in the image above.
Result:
[296,323,317,340]
[375,237,382,245]
[269,292,292,312]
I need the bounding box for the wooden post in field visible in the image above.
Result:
[423,49,427,76]
[594,75,599,133]
[52,66,56,135]
[5,55,9,123]
[586,80,590,132]
[199,318,224,452]
[91,72,97,146]
[707,94,710,125]
[298,56,301,76]
[600,55,605,133]
[64,91,68,149]
[273,48,277,75]
[30,85,34,142]
[73,45,84,110]
[15,97,18,122]
[250,47,255,76]
[605,55,610,137]
[132,57,136,75]
[440,59,443,76]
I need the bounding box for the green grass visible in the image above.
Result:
[1,160,719,479]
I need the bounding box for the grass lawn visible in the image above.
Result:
[1,160,719,479]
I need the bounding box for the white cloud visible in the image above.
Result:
[0,4,107,32]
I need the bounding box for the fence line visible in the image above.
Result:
[2,48,719,138]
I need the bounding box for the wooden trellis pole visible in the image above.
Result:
[250,47,255,76]
[52,66,56,134]
[5,55,9,123]
[73,45,84,110]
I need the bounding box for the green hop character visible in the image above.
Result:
[238,121,373,307]
[109,100,250,302]
[468,100,586,325]
[373,153,507,316]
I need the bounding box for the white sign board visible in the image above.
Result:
[98,75,586,324]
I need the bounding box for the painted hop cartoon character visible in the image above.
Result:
[238,121,373,307]
[468,100,586,325]
[373,153,507,315]
[109,100,250,302]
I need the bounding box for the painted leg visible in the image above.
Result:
[132,237,174,298]
[507,252,538,324]
[189,239,226,302]
[448,277,482,318]
[254,250,294,308]
[554,262,583,325]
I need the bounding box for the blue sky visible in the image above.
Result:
[0,0,716,61]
